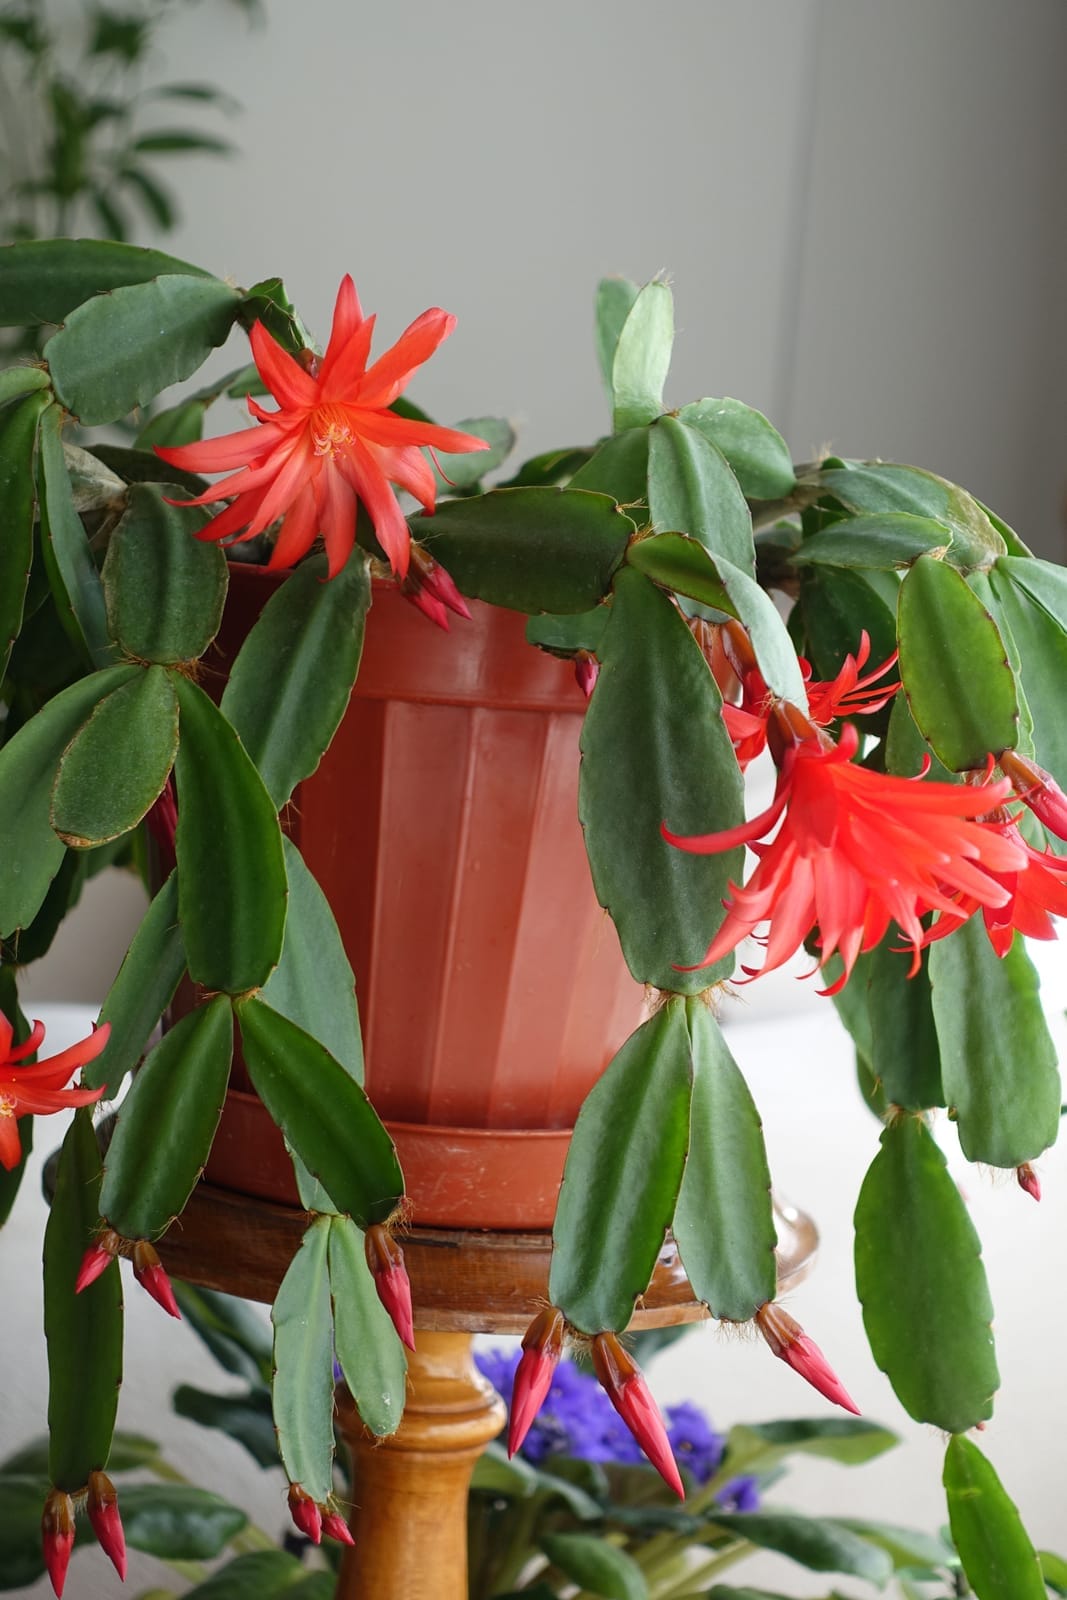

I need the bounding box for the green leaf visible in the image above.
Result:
[569,427,650,505]
[549,1000,693,1332]
[134,398,204,450]
[795,566,899,687]
[0,1475,50,1588]
[44,1108,123,1490]
[626,533,807,705]
[814,462,1006,569]
[854,1117,998,1431]
[525,605,609,658]
[431,415,514,490]
[864,939,943,1110]
[328,1217,407,1437]
[648,416,755,578]
[411,487,633,614]
[578,566,744,988]
[672,1001,776,1321]
[791,513,951,570]
[36,402,113,667]
[929,917,1060,1165]
[719,1417,898,1480]
[102,482,229,663]
[1040,1551,1067,1595]
[239,277,315,357]
[170,1282,272,1387]
[595,276,640,396]
[0,238,211,329]
[0,664,139,935]
[0,365,51,405]
[51,666,178,847]
[87,873,185,1095]
[261,838,362,1079]
[944,1437,1045,1600]
[611,280,673,432]
[271,1217,335,1502]
[1,1430,160,1477]
[0,387,50,682]
[834,1518,956,1574]
[2,848,88,967]
[173,674,287,993]
[220,551,369,809]
[898,556,1018,770]
[172,1385,279,1470]
[676,398,795,501]
[884,692,954,781]
[89,442,207,496]
[237,996,402,1227]
[47,274,242,425]
[540,1532,648,1600]
[99,995,233,1238]
[988,560,1067,811]
[707,1512,893,1584]
[178,1551,305,1600]
[131,131,234,156]
[119,1483,247,1559]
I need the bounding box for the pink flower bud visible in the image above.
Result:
[999,751,1067,841]
[322,1510,355,1546]
[755,1302,860,1414]
[590,1332,684,1499]
[287,1482,322,1544]
[574,654,599,699]
[41,1490,75,1598]
[364,1225,415,1351]
[74,1229,120,1295]
[1017,1163,1041,1202]
[131,1240,181,1319]
[508,1307,566,1458]
[86,1471,126,1580]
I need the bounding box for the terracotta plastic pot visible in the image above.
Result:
[202,566,644,1228]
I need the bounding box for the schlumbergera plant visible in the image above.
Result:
[0,238,1064,1594]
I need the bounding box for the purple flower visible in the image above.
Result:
[716,1474,761,1513]
[475,1349,736,1489]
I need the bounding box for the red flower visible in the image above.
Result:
[41,1490,75,1598]
[999,750,1067,842]
[156,275,488,580]
[664,723,1025,992]
[0,1014,109,1171]
[364,1224,415,1351]
[509,1307,566,1458]
[590,1332,684,1498]
[923,815,1067,958]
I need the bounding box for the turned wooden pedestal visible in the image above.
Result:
[161,1183,817,1600]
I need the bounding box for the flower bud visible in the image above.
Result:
[322,1510,355,1546]
[590,1331,684,1499]
[131,1240,181,1319]
[364,1224,415,1351]
[755,1302,859,1414]
[574,654,599,699]
[41,1490,75,1598]
[86,1470,126,1580]
[1017,1163,1041,1203]
[74,1229,121,1295]
[999,751,1067,841]
[287,1482,322,1544]
[508,1307,566,1458]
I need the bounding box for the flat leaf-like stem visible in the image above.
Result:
[271,1217,335,1503]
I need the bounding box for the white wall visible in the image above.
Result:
[7,2,1067,1593]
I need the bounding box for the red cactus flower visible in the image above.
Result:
[288,1482,322,1544]
[0,1016,109,1171]
[365,1224,415,1351]
[664,721,1025,992]
[155,275,487,580]
[131,1240,181,1319]
[508,1308,567,1458]
[802,632,900,725]
[590,1332,684,1498]
[41,1490,75,1598]
[923,815,1067,958]
[755,1302,859,1414]
[86,1471,126,1580]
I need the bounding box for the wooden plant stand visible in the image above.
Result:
[162,1184,817,1600]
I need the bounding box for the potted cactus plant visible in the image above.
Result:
[0,238,1063,1596]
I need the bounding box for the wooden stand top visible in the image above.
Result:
[161,1180,818,1333]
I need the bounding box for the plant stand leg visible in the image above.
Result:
[334,1331,507,1600]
